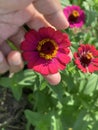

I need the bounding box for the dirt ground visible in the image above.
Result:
[0,86,30,130]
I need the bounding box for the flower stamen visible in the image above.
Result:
[86,52,93,59]
[37,38,58,60]
[72,10,80,17]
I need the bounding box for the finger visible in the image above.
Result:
[0,23,19,44]
[43,72,61,85]
[0,4,34,44]
[0,41,24,73]
[7,51,24,73]
[33,0,69,29]
[0,0,33,12]
[0,51,9,74]
[26,4,51,30]
[27,13,51,30]
[0,41,11,56]
[6,4,51,47]
[10,7,51,45]
[9,27,26,49]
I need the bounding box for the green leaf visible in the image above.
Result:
[0,76,23,101]
[24,110,50,130]
[17,70,37,86]
[48,82,65,103]
[7,40,17,50]
[0,77,12,88]
[92,121,98,130]
[0,70,36,88]
[51,115,63,130]
[94,0,98,3]
[10,84,23,101]
[25,121,31,130]
[24,110,42,126]
[0,70,37,100]
[33,90,54,112]
[73,110,88,130]
[83,73,98,95]
[85,10,97,26]
[40,80,47,91]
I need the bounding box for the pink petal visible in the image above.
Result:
[22,52,39,62]
[78,47,83,55]
[59,48,70,55]
[92,49,98,56]
[54,58,66,70]
[39,65,49,75]
[21,40,37,51]
[80,44,86,52]
[74,59,87,72]
[25,30,40,43]
[52,30,64,44]
[39,27,55,38]
[29,61,42,73]
[21,30,41,51]
[88,64,96,73]
[28,57,43,67]
[57,52,71,65]
[28,58,50,75]
[60,34,71,47]
[92,58,98,66]
[85,44,92,52]
[48,61,58,74]
[74,52,79,58]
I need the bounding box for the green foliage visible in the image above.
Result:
[0,0,98,130]
[24,110,49,130]
[83,74,98,95]
[0,70,37,100]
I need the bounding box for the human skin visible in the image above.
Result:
[0,0,69,85]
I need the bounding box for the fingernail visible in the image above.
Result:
[55,10,69,29]
[46,10,69,30]
[8,51,22,65]
[43,72,61,85]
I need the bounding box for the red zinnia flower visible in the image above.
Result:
[21,27,71,75]
[74,44,98,73]
[63,5,85,28]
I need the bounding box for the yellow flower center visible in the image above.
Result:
[37,38,58,60]
[72,10,80,17]
[86,52,93,59]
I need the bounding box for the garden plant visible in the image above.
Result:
[0,0,98,130]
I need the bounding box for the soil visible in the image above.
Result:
[0,86,31,130]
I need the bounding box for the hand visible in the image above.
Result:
[0,0,69,85]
